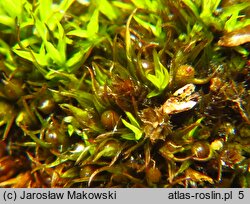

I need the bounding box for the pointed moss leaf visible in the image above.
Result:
[45,157,69,168]
[92,95,106,114]
[47,12,62,31]
[97,0,118,20]
[219,2,250,23]
[68,47,89,69]
[13,37,39,49]
[224,12,237,32]
[60,104,89,121]
[66,49,86,68]
[187,117,204,138]
[87,9,99,37]
[175,160,192,177]
[112,1,134,10]
[25,131,52,148]
[121,119,143,140]
[182,0,199,18]
[199,0,223,30]
[0,40,12,62]
[126,9,137,63]
[237,19,250,30]
[20,18,34,30]
[210,0,221,12]
[12,50,33,62]
[147,89,161,98]
[4,62,16,71]
[146,50,169,97]
[45,0,74,30]
[153,50,170,88]
[131,0,146,9]
[39,0,52,22]
[57,22,66,63]
[45,41,65,65]
[155,17,163,38]
[201,0,221,16]
[81,132,92,151]
[0,15,15,28]
[122,112,142,140]
[60,104,102,133]
[57,22,65,44]
[34,17,48,41]
[222,2,250,32]
[145,0,159,12]
[146,73,161,89]
[0,0,22,19]
[59,0,75,14]
[96,145,117,158]
[125,111,140,127]
[23,1,33,16]
[133,15,158,37]
[39,42,46,56]
[20,43,47,67]
[67,30,89,38]
[121,133,136,141]
[61,167,79,178]
[92,62,108,85]
[234,47,249,57]
[32,51,48,67]
[52,89,93,108]
[45,69,79,85]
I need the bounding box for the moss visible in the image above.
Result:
[0,0,249,187]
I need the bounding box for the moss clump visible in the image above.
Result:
[0,0,250,187]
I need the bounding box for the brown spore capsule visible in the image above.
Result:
[38,98,56,114]
[146,166,162,184]
[192,141,211,159]
[101,110,120,130]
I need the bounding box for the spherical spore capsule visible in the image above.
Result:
[101,110,120,130]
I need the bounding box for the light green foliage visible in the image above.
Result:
[0,39,14,70]
[121,112,143,140]
[146,50,170,98]
[133,15,162,38]
[221,2,250,32]
[0,0,25,30]
[0,0,249,75]
[182,0,250,32]
[0,0,249,188]
[8,0,76,73]
[60,104,102,133]
[67,9,99,39]
[131,0,162,12]
[0,0,249,144]
[183,117,204,141]
[96,0,119,20]
[1,0,110,74]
